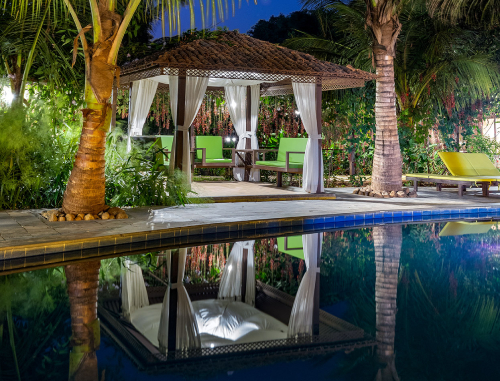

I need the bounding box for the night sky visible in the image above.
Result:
[151,0,302,39]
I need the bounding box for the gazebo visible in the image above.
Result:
[118,31,375,194]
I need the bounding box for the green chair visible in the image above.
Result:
[252,138,307,187]
[406,152,500,197]
[277,236,304,259]
[193,136,236,168]
[155,135,174,166]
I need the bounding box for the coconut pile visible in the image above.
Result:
[353,187,417,198]
[41,206,128,222]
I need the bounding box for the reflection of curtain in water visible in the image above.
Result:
[121,260,149,322]
[217,241,255,306]
[158,249,201,353]
[374,225,401,381]
[287,233,322,338]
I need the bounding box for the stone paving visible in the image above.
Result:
[2,185,500,252]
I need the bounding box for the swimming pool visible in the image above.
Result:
[1,218,500,380]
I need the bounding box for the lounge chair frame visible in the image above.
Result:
[192,147,236,168]
[252,149,305,187]
[406,175,494,197]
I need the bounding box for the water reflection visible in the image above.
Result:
[374,225,401,381]
[3,220,500,380]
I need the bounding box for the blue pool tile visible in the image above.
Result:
[373,213,383,219]
[383,212,393,218]
[431,210,441,215]
[460,209,471,214]
[324,216,335,224]
[402,211,413,218]
[413,215,423,221]
[303,224,316,231]
[450,209,460,214]
[364,213,374,219]
[303,218,316,225]
[402,215,413,222]
[354,220,365,226]
[335,215,345,222]
[344,221,355,227]
[423,210,432,216]
[335,221,347,229]
[313,217,325,224]
[479,208,488,214]
[413,210,422,216]
[345,215,354,221]
[354,214,364,221]
[423,215,432,220]
[393,211,402,218]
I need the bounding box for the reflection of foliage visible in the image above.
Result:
[185,244,230,284]
[0,269,70,380]
[254,238,304,296]
[320,222,500,379]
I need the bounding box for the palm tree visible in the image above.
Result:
[8,0,253,215]
[373,224,401,381]
[65,261,101,381]
[302,0,404,193]
[0,9,77,105]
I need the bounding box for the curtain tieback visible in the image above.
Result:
[169,282,180,289]
[240,132,254,139]
[178,125,190,132]
[308,134,322,140]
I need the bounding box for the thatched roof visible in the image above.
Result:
[120,31,375,95]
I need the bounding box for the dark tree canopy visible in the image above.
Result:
[248,10,322,44]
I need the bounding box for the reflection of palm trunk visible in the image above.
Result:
[374,225,401,381]
[65,261,101,381]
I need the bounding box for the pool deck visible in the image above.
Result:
[2,185,500,272]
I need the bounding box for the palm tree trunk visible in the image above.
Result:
[61,12,116,215]
[61,88,111,215]
[65,260,101,381]
[367,4,403,193]
[373,224,401,381]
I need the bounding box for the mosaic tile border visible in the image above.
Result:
[2,206,500,274]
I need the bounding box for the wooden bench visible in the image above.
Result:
[252,138,307,187]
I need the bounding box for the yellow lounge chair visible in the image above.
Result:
[406,152,500,197]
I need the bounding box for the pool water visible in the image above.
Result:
[1,219,500,380]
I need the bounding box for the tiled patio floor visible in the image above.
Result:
[2,185,500,250]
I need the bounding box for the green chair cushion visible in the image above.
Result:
[155,135,174,166]
[277,138,307,163]
[195,158,233,164]
[255,160,303,169]
[277,236,304,259]
[196,136,224,160]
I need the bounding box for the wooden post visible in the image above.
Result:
[244,86,252,181]
[315,79,323,194]
[312,233,321,335]
[495,115,497,142]
[241,248,248,303]
[168,251,179,353]
[127,82,133,137]
[111,84,117,131]
[349,132,356,176]
[174,74,187,170]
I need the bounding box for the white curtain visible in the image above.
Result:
[292,82,324,193]
[287,233,322,338]
[127,79,159,151]
[225,85,260,182]
[218,240,255,306]
[121,260,150,322]
[158,249,201,353]
[169,75,209,183]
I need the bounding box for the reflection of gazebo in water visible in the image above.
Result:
[98,238,375,372]
[118,31,375,193]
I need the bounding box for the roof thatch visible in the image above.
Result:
[120,31,375,94]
